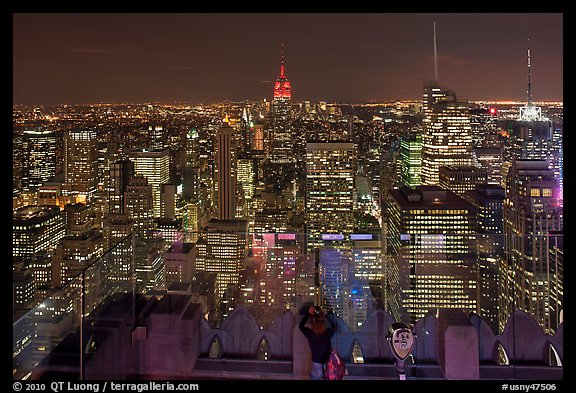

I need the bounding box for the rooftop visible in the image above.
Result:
[13,205,60,223]
[392,186,475,210]
[207,219,248,232]
[440,165,488,173]
[167,242,195,254]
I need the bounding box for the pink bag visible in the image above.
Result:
[324,349,346,380]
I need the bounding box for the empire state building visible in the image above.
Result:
[269,53,293,164]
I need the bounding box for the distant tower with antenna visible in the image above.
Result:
[387,22,478,325]
[269,43,294,164]
[500,45,563,337]
[505,42,561,206]
[519,45,547,121]
[420,22,473,185]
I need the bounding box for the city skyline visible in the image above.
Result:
[12,12,564,381]
[13,13,563,106]
[12,94,564,380]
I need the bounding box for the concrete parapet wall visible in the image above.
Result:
[437,310,479,379]
[32,294,563,380]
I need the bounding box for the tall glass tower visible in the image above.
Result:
[215,122,237,220]
[183,128,200,201]
[63,129,98,204]
[420,80,473,185]
[129,148,170,218]
[386,185,478,324]
[501,159,563,334]
[505,49,563,201]
[305,142,355,249]
[20,130,56,193]
[399,134,422,188]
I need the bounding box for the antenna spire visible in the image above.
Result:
[518,41,546,122]
[527,44,532,106]
[433,22,438,82]
[280,43,285,78]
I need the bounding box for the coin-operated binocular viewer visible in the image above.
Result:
[386,322,416,380]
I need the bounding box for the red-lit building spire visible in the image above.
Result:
[274,45,291,100]
[280,45,285,78]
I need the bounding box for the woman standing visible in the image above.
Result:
[299,305,334,380]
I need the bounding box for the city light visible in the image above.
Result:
[12,13,562,382]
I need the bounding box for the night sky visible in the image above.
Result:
[13,13,563,106]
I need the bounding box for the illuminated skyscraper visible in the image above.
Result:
[20,130,56,193]
[63,129,98,204]
[13,132,23,193]
[37,184,61,207]
[420,81,473,185]
[134,238,165,294]
[63,202,94,237]
[381,149,401,197]
[506,120,562,200]
[102,213,134,287]
[251,232,299,309]
[501,159,563,334]
[196,219,248,302]
[237,158,255,221]
[160,183,177,219]
[183,128,200,201]
[51,228,104,287]
[182,202,200,243]
[319,247,350,323]
[186,128,200,166]
[237,158,255,202]
[386,185,478,323]
[103,213,133,250]
[352,238,384,283]
[25,252,52,294]
[148,125,164,150]
[504,48,563,198]
[239,107,252,156]
[399,134,422,188]
[470,106,499,148]
[269,234,299,309]
[164,242,196,290]
[306,142,355,318]
[94,142,122,228]
[13,206,65,259]
[269,51,293,163]
[420,22,472,186]
[473,143,503,185]
[124,175,154,239]
[129,148,170,218]
[350,236,385,328]
[254,209,288,234]
[305,142,355,249]
[215,123,237,220]
[153,218,182,245]
[108,159,135,214]
[463,184,505,333]
[438,165,488,196]
[252,121,265,152]
[13,269,35,314]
